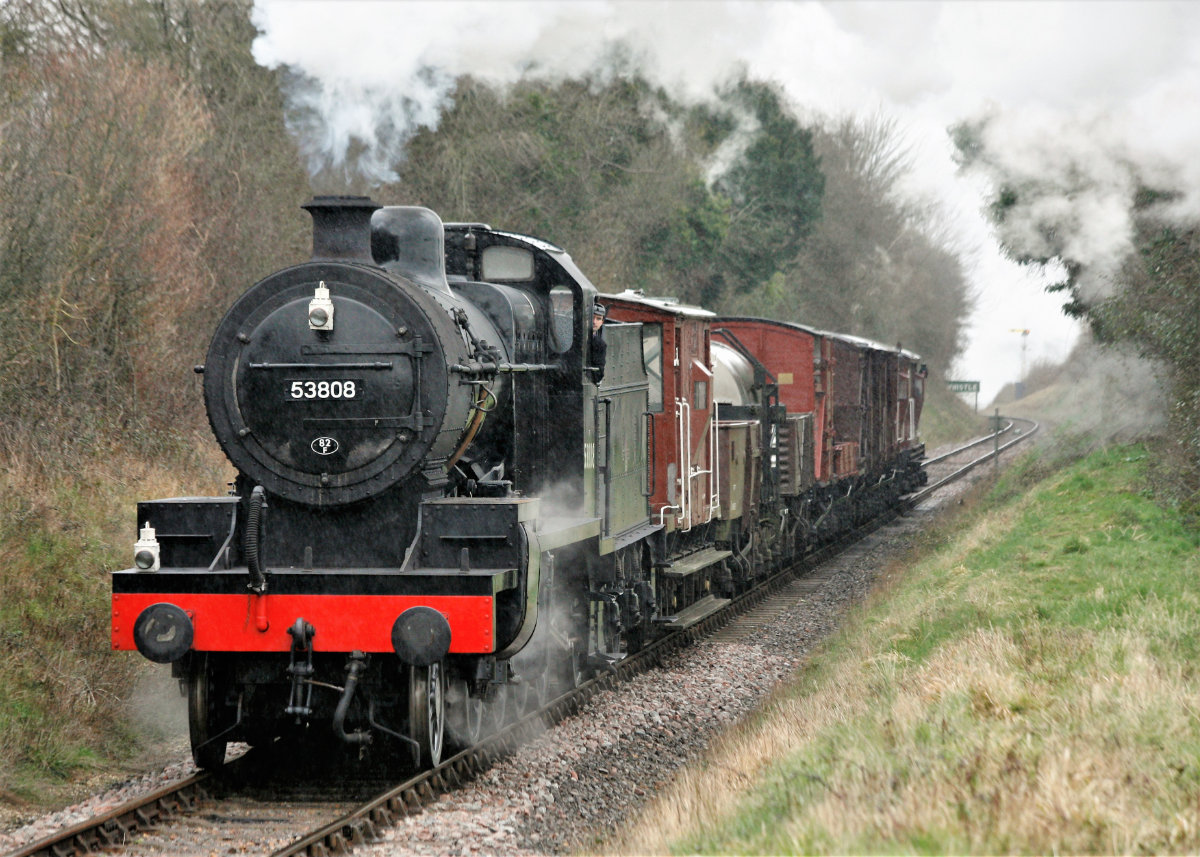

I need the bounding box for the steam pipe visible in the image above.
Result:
[333,652,372,745]
[207,502,238,572]
[446,385,495,472]
[245,486,268,594]
[451,361,560,375]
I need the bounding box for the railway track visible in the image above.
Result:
[912,416,1038,507]
[6,418,1038,857]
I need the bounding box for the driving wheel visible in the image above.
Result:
[186,653,228,770]
[408,662,445,767]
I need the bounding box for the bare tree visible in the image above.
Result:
[723,114,971,374]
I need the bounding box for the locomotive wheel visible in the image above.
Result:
[484,683,510,734]
[598,600,625,660]
[513,667,549,716]
[445,678,483,750]
[529,669,550,709]
[563,640,589,690]
[186,654,228,770]
[408,662,445,767]
[511,650,549,716]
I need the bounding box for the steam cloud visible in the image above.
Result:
[252,1,774,181]
[252,1,1200,402]
[965,99,1200,304]
[250,1,919,181]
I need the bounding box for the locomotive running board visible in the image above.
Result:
[654,594,730,631]
[599,520,663,556]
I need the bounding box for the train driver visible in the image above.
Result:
[590,303,607,383]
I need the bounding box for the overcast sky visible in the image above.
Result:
[252,1,1200,405]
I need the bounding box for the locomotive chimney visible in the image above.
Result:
[302,195,381,264]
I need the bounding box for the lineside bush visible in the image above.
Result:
[0,0,309,807]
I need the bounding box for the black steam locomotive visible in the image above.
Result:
[112,196,925,769]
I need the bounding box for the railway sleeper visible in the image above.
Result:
[346,821,368,845]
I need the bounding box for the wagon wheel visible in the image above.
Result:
[186,654,228,770]
[445,677,484,751]
[408,662,445,768]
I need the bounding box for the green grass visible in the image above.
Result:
[0,476,136,801]
[627,444,1200,855]
[0,436,229,806]
[919,386,988,449]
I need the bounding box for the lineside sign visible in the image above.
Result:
[947,380,980,393]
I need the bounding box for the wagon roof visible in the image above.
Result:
[599,289,715,318]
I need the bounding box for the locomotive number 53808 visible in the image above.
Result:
[289,380,358,399]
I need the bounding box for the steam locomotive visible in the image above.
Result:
[110,196,926,769]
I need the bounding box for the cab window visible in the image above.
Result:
[548,286,574,353]
[481,245,534,281]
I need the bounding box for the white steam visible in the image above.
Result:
[947,2,1200,309]
[966,98,1200,303]
[250,1,896,180]
[252,0,1200,403]
[252,1,768,180]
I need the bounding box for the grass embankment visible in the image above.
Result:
[0,436,230,808]
[613,443,1200,855]
[919,385,987,450]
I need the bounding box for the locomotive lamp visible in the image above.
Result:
[308,281,334,331]
[133,522,160,571]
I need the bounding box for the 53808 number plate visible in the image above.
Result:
[288,380,358,400]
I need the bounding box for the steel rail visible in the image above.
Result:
[908,416,1039,507]
[923,417,1024,468]
[5,773,214,857]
